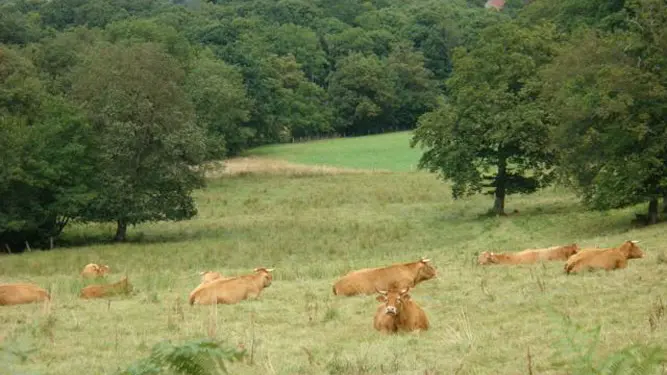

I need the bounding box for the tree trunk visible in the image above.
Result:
[114,219,127,242]
[493,157,507,216]
[648,198,658,225]
[663,192,667,213]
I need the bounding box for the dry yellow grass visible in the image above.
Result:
[203,157,390,178]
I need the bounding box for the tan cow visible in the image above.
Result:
[189,268,274,305]
[81,263,111,278]
[0,283,50,306]
[564,240,644,274]
[332,257,437,297]
[80,276,132,299]
[477,243,579,265]
[373,287,429,333]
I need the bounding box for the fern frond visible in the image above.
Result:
[120,338,246,375]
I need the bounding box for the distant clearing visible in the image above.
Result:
[247,131,422,172]
[205,157,389,178]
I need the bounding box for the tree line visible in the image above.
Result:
[1,0,665,251]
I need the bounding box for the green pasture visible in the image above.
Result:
[1,133,666,375]
[247,131,422,172]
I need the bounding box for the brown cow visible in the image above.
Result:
[477,243,579,265]
[80,276,132,299]
[189,268,274,305]
[0,283,50,306]
[332,257,437,297]
[565,240,644,274]
[81,263,111,278]
[373,287,429,333]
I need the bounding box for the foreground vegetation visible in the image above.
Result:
[1,153,666,374]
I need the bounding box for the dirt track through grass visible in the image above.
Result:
[1,150,667,375]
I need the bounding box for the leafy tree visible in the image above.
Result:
[105,18,193,62]
[386,42,439,130]
[244,53,333,142]
[265,23,329,84]
[70,42,207,241]
[540,0,667,224]
[411,21,559,215]
[0,46,94,250]
[28,26,104,94]
[185,50,253,158]
[0,5,47,45]
[519,0,627,32]
[327,52,397,135]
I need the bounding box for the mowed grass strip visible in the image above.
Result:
[1,156,666,375]
[247,131,422,172]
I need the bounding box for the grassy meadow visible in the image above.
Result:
[1,133,667,375]
[247,131,422,172]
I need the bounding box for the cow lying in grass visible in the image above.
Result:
[81,263,111,278]
[80,276,132,299]
[0,283,50,306]
[477,243,579,265]
[332,257,437,296]
[373,287,429,333]
[565,240,644,274]
[189,268,274,305]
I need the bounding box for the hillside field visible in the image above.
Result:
[1,133,667,375]
[247,131,422,172]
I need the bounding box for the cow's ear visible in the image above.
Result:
[401,294,411,301]
[376,295,387,302]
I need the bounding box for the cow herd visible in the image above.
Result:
[0,240,646,335]
[476,240,645,274]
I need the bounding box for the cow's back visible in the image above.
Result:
[190,278,248,305]
[334,266,415,296]
[398,301,429,332]
[565,249,623,273]
[0,283,50,305]
[80,278,131,299]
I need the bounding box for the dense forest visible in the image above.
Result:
[1,0,666,251]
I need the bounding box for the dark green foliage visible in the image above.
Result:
[120,339,246,375]
[185,49,252,157]
[540,0,667,223]
[0,46,95,250]
[70,42,207,241]
[411,20,559,214]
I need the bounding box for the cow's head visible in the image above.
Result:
[376,287,411,316]
[98,265,110,275]
[620,240,644,259]
[415,257,437,282]
[477,251,496,265]
[254,268,275,287]
[563,244,580,258]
